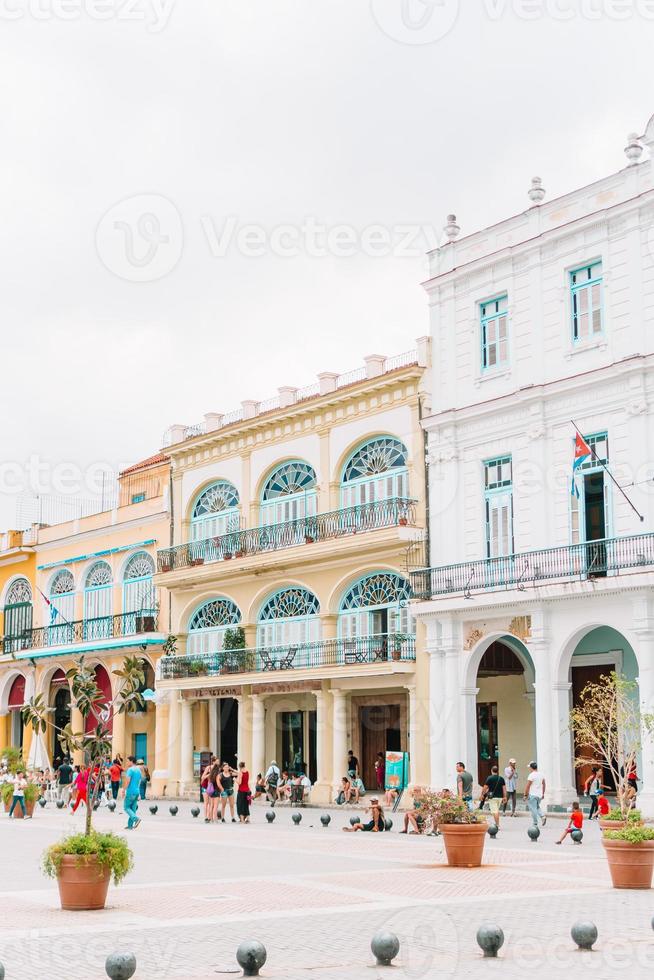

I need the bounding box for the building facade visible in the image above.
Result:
[152,342,430,801]
[0,455,170,769]
[411,118,654,813]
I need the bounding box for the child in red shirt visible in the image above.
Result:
[556,801,583,844]
[597,793,610,817]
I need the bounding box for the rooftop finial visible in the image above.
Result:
[624,132,644,166]
[443,214,460,242]
[528,177,546,205]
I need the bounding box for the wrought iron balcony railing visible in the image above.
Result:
[157,498,416,573]
[160,632,416,680]
[2,610,159,656]
[410,532,654,600]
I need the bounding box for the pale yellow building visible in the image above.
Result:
[0,455,170,769]
[153,341,431,802]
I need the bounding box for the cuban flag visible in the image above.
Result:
[38,587,60,626]
[571,432,592,498]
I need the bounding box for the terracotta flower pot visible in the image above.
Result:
[599,819,627,831]
[440,822,487,867]
[602,838,654,889]
[57,854,112,910]
[4,798,36,819]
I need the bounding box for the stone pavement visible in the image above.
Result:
[1,801,653,979]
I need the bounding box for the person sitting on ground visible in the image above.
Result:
[343,797,385,832]
[556,800,584,844]
[384,786,398,807]
[336,777,352,805]
[253,773,266,800]
[400,786,425,834]
[350,775,366,804]
[276,770,291,802]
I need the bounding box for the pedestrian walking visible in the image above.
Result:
[123,756,142,830]
[480,765,507,829]
[501,759,518,816]
[456,762,474,811]
[264,759,280,805]
[236,761,251,823]
[8,771,27,818]
[71,766,90,813]
[56,757,74,805]
[109,758,123,801]
[583,766,603,820]
[138,760,150,800]
[524,761,547,827]
[205,762,221,823]
[218,761,237,823]
[556,801,583,844]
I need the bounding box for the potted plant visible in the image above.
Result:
[21,655,145,910]
[2,779,40,818]
[598,807,642,832]
[421,791,487,867]
[570,671,654,888]
[222,627,251,672]
[391,634,404,661]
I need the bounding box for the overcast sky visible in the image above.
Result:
[1,0,653,529]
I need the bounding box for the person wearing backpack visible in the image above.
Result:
[265,760,280,806]
[480,765,507,829]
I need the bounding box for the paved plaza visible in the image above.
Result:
[1,802,653,979]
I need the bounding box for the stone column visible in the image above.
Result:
[167,692,181,794]
[208,698,218,756]
[311,688,332,803]
[251,694,266,778]
[331,690,348,794]
[71,703,84,766]
[180,699,195,791]
[529,614,554,806]
[151,696,169,794]
[236,696,247,764]
[461,686,479,788]
[405,684,417,787]
[427,641,447,789]
[550,681,578,806]
[111,707,126,762]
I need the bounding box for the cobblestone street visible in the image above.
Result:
[2,802,653,979]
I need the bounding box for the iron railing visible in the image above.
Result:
[160,633,416,680]
[410,532,654,600]
[158,497,416,573]
[2,610,159,655]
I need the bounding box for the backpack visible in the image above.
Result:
[267,769,279,787]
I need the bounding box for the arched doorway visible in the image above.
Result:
[85,665,113,735]
[475,639,535,785]
[50,670,70,761]
[8,675,26,748]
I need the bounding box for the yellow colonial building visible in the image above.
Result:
[153,341,431,802]
[0,454,170,769]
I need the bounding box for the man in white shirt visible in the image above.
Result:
[502,759,518,816]
[524,761,547,828]
[264,760,281,805]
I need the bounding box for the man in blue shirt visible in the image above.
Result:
[124,755,142,830]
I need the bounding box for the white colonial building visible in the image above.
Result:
[412,115,654,814]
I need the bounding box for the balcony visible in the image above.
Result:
[410,532,654,600]
[2,611,161,658]
[157,498,416,573]
[159,633,416,680]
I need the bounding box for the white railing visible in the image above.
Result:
[162,347,423,447]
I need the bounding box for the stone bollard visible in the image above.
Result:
[527,826,540,842]
[108,801,116,812]
[105,951,137,979]
[350,815,361,826]
[320,814,331,827]
[571,829,583,844]
[38,797,47,808]
[265,811,275,823]
[56,800,65,809]
[0,959,4,979]
[384,818,393,832]
[476,924,505,958]
[149,805,158,815]
[169,805,178,816]
[93,801,101,811]
[571,922,597,951]
[191,807,200,817]
[487,823,499,838]
[371,931,400,967]
[236,939,267,977]
[292,812,302,825]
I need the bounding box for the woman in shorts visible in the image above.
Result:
[218,762,237,823]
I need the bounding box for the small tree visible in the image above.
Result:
[21,655,145,836]
[569,671,654,818]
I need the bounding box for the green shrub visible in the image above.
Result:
[1,748,23,773]
[42,831,133,885]
[0,780,39,805]
[604,825,654,844]
[603,807,642,822]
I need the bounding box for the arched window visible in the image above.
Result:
[123,552,156,622]
[341,437,409,508]
[187,598,242,655]
[191,481,240,541]
[338,572,412,639]
[260,461,317,526]
[83,561,112,639]
[257,587,320,648]
[48,569,75,644]
[3,578,33,654]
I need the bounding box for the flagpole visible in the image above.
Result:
[570,420,645,523]
[37,586,75,628]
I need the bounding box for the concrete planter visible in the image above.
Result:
[602,838,654,889]
[440,822,487,867]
